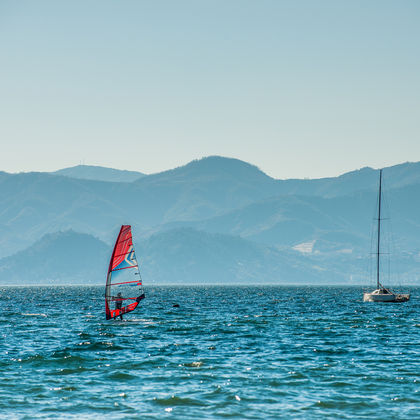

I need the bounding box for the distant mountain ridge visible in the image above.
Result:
[272,161,420,197]
[2,226,416,285]
[0,228,363,285]
[0,230,109,284]
[140,156,273,183]
[1,156,420,284]
[130,156,279,223]
[53,165,145,182]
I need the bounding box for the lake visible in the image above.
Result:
[1,286,419,419]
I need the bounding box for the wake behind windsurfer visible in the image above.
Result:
[115,292,123,320]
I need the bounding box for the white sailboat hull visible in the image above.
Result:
[363,290,410,302]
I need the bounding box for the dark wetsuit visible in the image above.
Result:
[115,295,123,320]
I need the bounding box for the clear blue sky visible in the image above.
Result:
[0,0,419,178]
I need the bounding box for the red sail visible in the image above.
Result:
[105,225,145,320]
[109,225,133,271]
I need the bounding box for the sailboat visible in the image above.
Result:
[363,170,410,303]
[105,225,145,320]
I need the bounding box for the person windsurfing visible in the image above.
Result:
[115,292,123,320]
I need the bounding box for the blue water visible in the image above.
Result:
[0,286,419,419]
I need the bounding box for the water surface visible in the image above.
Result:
[1,286,419,419]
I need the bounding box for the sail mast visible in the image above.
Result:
[363,168,410,302]
[376,169,383,289]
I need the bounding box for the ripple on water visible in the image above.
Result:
[0,285,419,419]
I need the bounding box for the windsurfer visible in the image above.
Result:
[115,292,123,320]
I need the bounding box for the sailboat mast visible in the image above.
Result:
[376,169,383,289]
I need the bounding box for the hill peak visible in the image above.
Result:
[52,165,145,183]
[187,156,266,173]
[144,156,274,183]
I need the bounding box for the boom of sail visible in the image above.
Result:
[105,225,145,319]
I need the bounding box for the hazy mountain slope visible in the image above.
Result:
[0,227,354,285]
[0,230,109,284]
[131,156,279,222]
[0,172,134,256]
[53,165,145,182]
[189,193,372,249]
[0,157,281,257]
[140,191,377,251]
[385,183,420,249]
[0,171,12,181]
[137,228,336,284]
[142,181,420,258]
[2,157,420,269]
[273,161,420,198]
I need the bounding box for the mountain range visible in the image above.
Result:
[1,156,420,285]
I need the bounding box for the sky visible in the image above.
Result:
[0,0,419,179]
